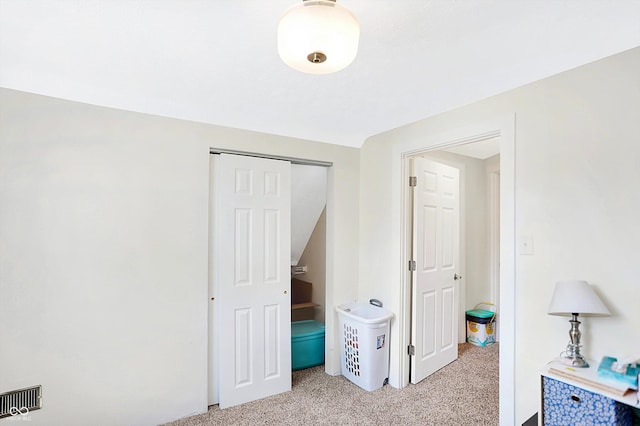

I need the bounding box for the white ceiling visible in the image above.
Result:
[1,1,639,148]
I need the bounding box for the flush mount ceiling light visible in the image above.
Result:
[278,0,360,74]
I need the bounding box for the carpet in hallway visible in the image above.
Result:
[166,342,499,426]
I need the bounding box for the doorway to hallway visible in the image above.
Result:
[393,114,516,424]
[407,137,501,384]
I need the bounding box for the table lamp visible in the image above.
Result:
[547,280,610,367]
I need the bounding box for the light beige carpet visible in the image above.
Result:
[167,343,499,426]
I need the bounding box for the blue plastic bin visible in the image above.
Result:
[291,320,325,371]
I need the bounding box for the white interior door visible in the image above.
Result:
[410,156,460,384]
[213,153,291,408]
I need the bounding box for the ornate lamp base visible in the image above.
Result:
[560,314,589,368]
[560,347,589,367]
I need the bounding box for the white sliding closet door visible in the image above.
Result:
[211,153,291,408]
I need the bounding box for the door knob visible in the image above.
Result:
[454,274,462,281]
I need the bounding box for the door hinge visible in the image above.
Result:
[409,176,417,187]
[408,260,416,271]
[408,345,415,356]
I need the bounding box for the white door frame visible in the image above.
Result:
[394,114,516,425]
[487,166,501,341]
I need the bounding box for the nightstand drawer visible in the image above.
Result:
[542,376,633,425]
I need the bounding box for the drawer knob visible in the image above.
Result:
[570,394,581,403]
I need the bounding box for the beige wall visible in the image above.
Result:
[0,88,359,425]
[360,46,640,424]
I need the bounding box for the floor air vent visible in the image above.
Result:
[0,386,42,418]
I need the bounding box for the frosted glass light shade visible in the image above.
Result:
[548,280,610,316]
[278,0,360,74]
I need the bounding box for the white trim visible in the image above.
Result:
[323,166,339,375]
[498,115,516,426]
[207,155,220,405]
[488,168,501,341]
[485,154,501,341]
[392,114,516,425]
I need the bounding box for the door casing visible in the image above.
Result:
[394,114,516,425]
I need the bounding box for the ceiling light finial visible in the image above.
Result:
[278,0,360,74]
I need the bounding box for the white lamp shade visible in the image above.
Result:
[548,280,610,316]
[278,0,360,74]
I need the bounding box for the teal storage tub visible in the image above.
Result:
[291,320,325,371]
[465,309,495,324]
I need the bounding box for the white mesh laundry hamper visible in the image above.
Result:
[336,301,394,391]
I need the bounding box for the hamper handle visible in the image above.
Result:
[474,302,496,325]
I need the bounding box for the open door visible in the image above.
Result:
[410,157,460,384]
[212,153,291,408]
